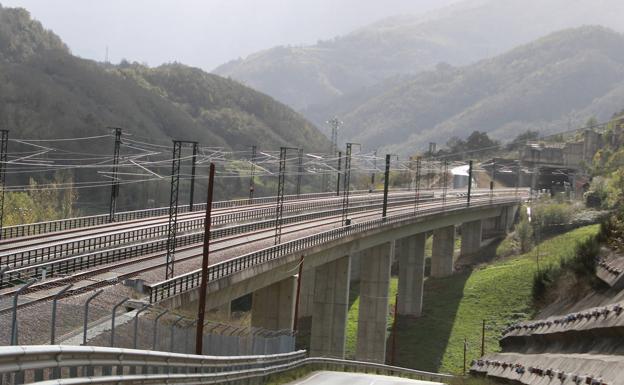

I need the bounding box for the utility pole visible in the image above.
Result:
[249,145,257,202]
[382,154,391,218]
[296,148,303,196]
[165,141,182,279]
[0,130,7,240]
[188,142,198,212]
[467,160,473,207]
[196,163,215,355]
[108,127,122,222]
[335,151,342,196]
[341,143,357,226]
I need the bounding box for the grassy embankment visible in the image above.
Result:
[344,225,600,374]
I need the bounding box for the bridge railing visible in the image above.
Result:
[0,191,423,270]
[0,194,434,287]
[0,345,306,385]
[1,188,413,240]
[149,192,524,303]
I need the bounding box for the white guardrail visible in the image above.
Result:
[0,346,455,385]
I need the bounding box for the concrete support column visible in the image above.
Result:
[298,268,315,318]
[356,242,392,363]
[310,255,351,358]
[431,225,455,278]
[460,219,482,257]
[350,252,361,282]
[397,233,426,317]
[251,276,296,330]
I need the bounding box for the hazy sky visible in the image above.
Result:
[0,0,458,70]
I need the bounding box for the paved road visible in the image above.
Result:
[289,371,444,385]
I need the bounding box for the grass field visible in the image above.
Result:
[343,225,600,375]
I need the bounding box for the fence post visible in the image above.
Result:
[50,284,73,345]
[133,304,151,349]
[153,310,169,350]
[170,316,184,352]
[82,290,103,345]
[110,297,129,347]
[11,279,36,345]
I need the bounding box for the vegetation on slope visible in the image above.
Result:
[215,0,624,111]
[305,26,624,155]
[342,225,599,375]
[0,4,329,215]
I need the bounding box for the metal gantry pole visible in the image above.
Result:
[11,279,35,345]
[165,141,183,279]
[274,147,288,245]
[0,129,8,240]
[414,157,421,214]
[370,149,377,192]
[188,142,198,212]
[82,289,103,346]
[382,154,390,219]
[341,143,354,226]
[50,284,73,345]
[296,148,303,196]
[335,151,342,196]
[153,310,169,350]
[249,145,257,202]
[133,305,151,349]
[196,163,215,355]
[442,160,449,207]
[467,160,473,207]
[110,297,129,347]
[108,127,122,222]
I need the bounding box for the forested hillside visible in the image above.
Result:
[0,5,329,213]
[304,27,624,155]
[214,0,624,111]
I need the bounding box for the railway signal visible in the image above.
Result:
[382,154,391,218]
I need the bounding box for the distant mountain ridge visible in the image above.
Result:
[304,26,624,155]
[214,0,624,111]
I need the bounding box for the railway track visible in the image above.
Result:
[0,195,464,314]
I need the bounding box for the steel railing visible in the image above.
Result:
[148,192,525,303]
[0,194,438,286]
[1,189,412,240]
[0,346,455,385]
[0,191,425,270]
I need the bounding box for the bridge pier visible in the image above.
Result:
[251,276,296,330]
[356,242,392,363]
[310,255,351,358]
[431,225,455,278]
[460,219,482,257]
[397,233,426,317]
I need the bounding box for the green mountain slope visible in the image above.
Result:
[0,5,329,211]
[214,0,624,111]
[304,27,624,155]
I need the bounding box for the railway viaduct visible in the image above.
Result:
[147,197,520,364]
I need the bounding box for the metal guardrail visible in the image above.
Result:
[149,192,525,302]
[0,191,423,270]
[1,194,435,286]
[0,345,455,385]
[1,189,411,240]
[0,345,307,385]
